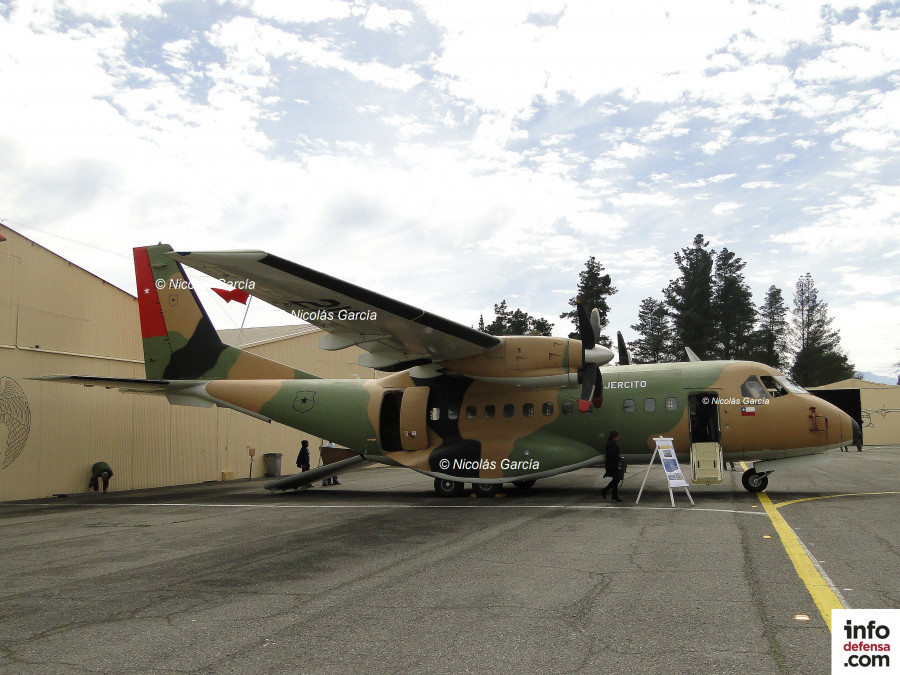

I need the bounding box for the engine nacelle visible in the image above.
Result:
[438,335,613,386]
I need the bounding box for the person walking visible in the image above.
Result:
[600,431,624,502]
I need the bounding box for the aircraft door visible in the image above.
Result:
[378,390,403,452]
[688,392,721,444]
[399,386,429,451]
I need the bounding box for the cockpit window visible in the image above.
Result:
[759,375,787,397]
[741,376,769,400]
[774,375,807,394]
[759,375,807,397]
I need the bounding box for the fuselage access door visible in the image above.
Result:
[687,391,724,484]
[378,386,430,453]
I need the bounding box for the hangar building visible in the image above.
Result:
[0,224,373,501]
[810,378,900,446]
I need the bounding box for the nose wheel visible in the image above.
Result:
[741,469,770,493]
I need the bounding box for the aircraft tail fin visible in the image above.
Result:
[134,244,317,381]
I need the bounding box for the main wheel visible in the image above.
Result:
[471,482,502,498]
[434,478,465,498]
[512,479,536,489]
[741,469,769,493]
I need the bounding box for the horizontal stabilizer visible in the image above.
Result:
[32,375,182,393]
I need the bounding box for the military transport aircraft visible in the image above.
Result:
[42,244,859,497]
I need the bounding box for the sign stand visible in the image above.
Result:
[247,447,256,480]
[636,437,694,507]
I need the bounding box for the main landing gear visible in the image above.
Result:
[433,478,537,497]
[741,468,771,493]
[433,478,466,498]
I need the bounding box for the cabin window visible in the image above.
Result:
[466,406,477,419]
[485,404,496,419]
[429,407,441,421]
[644,398,656,413]
[623,399,635,413]
[448,406,459,420]
[503,404,515,418]
[562,401,574,415]
[665,397,678,411]
[542,402,554,416]
[741,376,769,400]
[523,403,535,417]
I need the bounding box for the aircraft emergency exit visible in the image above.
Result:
[41,244,859,497]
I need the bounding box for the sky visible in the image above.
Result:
[1,0,898,378]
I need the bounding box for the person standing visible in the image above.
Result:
[600,431,623,502]
[296,440,310,472]
[321,440,340,486]
[296,440,312,489]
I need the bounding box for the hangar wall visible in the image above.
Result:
[0,225,372,501]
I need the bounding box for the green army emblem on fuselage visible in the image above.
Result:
[293,391,316,413]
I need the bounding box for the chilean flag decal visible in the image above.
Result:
[212,287,250,304]
[741,406,756,416]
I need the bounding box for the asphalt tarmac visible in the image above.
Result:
[1,446,898,675]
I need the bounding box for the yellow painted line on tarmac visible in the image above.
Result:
[774,491,900,509]
[755,489,844,630]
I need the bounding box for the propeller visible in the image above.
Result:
[576,302,613,413]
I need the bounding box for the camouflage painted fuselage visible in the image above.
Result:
[201,359,855,484]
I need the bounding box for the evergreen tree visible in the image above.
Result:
[629,297,674,363]
[665,234,715,358]
[711,247,756,359]
[789,273,855,386]
[483,300,554,336]
[752,285,788,369]
[561,256,617,346]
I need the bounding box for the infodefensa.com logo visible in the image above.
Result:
[833,609,899,673]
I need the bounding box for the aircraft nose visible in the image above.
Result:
[834,407,856,448]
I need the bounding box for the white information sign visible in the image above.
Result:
[635,437,694,507]
[655,438,689,488]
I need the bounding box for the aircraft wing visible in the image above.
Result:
[168,249,501,370]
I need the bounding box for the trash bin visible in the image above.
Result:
[263,453,282,477]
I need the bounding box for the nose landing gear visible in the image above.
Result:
[741,469,772,493]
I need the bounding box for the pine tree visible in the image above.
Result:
[630,297,674,363]
[561,256,617,346]
[483,300,554,336]
[752,285,788,369]
[665,234,715,358]
[789,273,855,386]
[711,247,756,359]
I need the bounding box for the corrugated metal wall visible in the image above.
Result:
[0,226,369,501]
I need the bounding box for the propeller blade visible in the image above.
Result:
[590,308,602,344]
[579,362,596,413]
[617,331,632,366]
[592,368,604,409]
[576,301,595,350]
